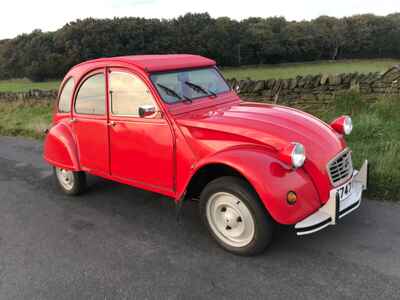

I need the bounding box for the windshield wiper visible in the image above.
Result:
[184,81,217,97]
[156,83,192,103]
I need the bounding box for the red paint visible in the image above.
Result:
[43,121,79,170]
[330,115,350,135]
[278,143,298,167]
[43,54,351,225]
[74,54,216,73]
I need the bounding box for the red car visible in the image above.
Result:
[44,54,368,255]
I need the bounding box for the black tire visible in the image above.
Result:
[200,176,274,256]
[53,167,86,196]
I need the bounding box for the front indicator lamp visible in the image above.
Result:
[287,191,297,205]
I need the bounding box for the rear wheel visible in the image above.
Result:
[200,176,274,256]
[54,167,86,196]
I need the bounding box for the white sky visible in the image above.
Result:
[1,0,399,39]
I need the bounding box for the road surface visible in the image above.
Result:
[0,136,399,299]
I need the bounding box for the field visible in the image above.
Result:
[222,59,400,80]
[0,79,60,93]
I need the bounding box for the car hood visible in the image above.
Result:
[176,101,347,201]
[177,102,345,160]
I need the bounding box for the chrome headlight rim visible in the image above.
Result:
[343,116,353,135]
[291,142,306,168]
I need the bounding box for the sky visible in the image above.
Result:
[1,0,400,39]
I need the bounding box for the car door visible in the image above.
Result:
[72,70,109,176]
[107,68,174,192]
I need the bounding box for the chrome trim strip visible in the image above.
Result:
[295,217,332,235]
[339,200,361,219]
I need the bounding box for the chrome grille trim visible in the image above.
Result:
[327,148,353,187]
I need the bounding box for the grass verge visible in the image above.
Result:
[0,100,52,139]
[0,94,398,200]
[301,93,400,200]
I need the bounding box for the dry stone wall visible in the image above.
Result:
[0,65,399,103]
[0,89,57,102]
[226,65,400,103]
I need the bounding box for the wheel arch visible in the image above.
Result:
[43,121,80,170]
[185,163,257,201]
[182,147,274,204]
[181,146,321,225]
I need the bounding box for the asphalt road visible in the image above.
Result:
[0,136,400,299]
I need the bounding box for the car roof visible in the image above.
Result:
[73,54,216,73]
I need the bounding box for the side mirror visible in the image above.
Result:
[138,104,156,118]
[234,84,240,94]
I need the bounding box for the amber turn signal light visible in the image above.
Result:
[287,191,297,205]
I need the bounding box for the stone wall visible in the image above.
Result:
[0,89,57,102]
[227,65,400,103]
[0,65,399,103]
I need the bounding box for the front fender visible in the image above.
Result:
[43,122,80,171]
[193,146,321,225]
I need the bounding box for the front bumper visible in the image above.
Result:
[295,160,368,236]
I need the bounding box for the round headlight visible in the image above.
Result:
[330,115,353,135]
[279,142,306,168]
[343,116,353,135]
[291,143,306,168]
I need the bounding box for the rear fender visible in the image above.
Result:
[190,146,321,225]
[43,122,80,171]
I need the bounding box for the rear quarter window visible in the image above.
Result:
[58,78,75,113]
[75,73,106,115]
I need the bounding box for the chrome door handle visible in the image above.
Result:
[69,118,77,123]
[108,121,116,127]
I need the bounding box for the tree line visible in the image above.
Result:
[0,13,399,81]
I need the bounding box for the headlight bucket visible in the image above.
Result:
[330,116,353,135]
[279,142,306,168]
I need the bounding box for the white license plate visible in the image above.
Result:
[336,180,353,201]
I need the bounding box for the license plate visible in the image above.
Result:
[336,180,352,201]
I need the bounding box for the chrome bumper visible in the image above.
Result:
[295,160,368,236]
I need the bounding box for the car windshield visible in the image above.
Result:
[150,67,230,104]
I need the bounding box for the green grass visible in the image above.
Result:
[0,79,60,93]
[301,93,400,200]
[0,100,52,139]
[222,59,400,80]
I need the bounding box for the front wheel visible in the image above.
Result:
[200,176,274,256]
[54,167,86,196]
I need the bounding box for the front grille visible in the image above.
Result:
[328,149,353,186]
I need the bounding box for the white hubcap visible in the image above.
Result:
[56,168,74,191]
[206,192,255,248]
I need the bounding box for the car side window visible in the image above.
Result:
[109,71,155,116]
[58,78,74,113]
[75,73,106,115]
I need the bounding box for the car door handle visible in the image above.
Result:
[69,118,77,124]
[108,121,117,127]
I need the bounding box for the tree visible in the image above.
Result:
[0,13,399,81]
[313,16,346,60]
